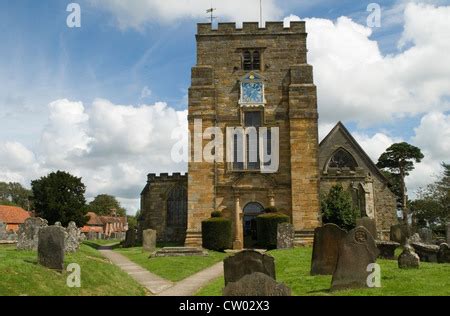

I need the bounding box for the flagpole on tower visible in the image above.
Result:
[260,0,263,27]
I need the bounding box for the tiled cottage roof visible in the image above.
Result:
[0,205,31,224]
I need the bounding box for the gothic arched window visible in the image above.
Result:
[252,50,261,70]
[327,148,358,170]
[166,186,187,228]
[243,50,252,71]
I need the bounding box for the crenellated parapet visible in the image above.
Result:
[197,21,306,36]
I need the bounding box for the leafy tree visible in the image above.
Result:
[321,184,358,230]
[0,182,33,210]
[410,163,449,234]
[31,171,88,226]
[376,142,424,224]
[127,215,137,230]
[88,194,126,216]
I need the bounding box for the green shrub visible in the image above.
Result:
[211,211,222,218]
[202,217,232,251]
[256,212,290,249]
[264,206,278,213]
[321,184,358,230]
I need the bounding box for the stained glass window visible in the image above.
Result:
[328,148,358,170]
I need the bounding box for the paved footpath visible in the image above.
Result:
[99,248,173,295]
[98,246,223,296]
[157,261,223,296]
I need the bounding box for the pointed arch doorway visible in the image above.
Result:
[243,202,264,248]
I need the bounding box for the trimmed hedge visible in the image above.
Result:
[256,212,290,249]
[211,211,222,218]
[202,217,232,251]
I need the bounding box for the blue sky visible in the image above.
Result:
[0,0,449,213]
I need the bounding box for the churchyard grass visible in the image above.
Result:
[0,244,146,296]
[196,247,450,296]
[82,239,121,249]
[115,246,229,282]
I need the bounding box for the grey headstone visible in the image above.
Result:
[222,272,291,296]
[277,223,295,249]
[376,240,400,259]
[310,223,347,275]
[410,233,422,243]
[418,228,433,244]
[17,217,48,251]
[65,221,80,253]
[398,245,420,269]
[437,243,450,264]
[356,217,377,239]
[0,222,7,240]
[224,250,276,285]
[331,226,379,291]
[142,229,157,253]
[390,224,407,244]
[38,226,65,271]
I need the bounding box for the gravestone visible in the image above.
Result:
[398,245,420,269]
[17,217,48,251]
[224,250,275,285]
[410,233,422,243]
[411,242,439,263]
[38,226,65,271]
[356,217,377,239]
[123,229,137,248]
[418,228,433,244]
[0,222,7,240]
[87,231,96,240]
[222,272,291,296]
[65,221,80,253]
[277,223,295,249]
[331,226,379,291]
[390,224,407,244]
[142,229,157,253]
[376,240,400,259]
[310,223,347,275]
[437,243,450,264]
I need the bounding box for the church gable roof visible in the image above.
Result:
[319,122,388,182]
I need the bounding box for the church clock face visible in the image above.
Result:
[239,72,265,107]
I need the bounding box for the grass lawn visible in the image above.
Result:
[115,246,229,282]
[82,239,121,249]
[0,244,146,296]
[196,247,450,296]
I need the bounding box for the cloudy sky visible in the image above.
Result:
[0,0,449,214]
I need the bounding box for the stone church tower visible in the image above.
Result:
[185,21,320,248]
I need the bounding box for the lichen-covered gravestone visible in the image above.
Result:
[38,226,65,271]
[277,223,294,249]
[17,217,48,250]
[310,223,347,275]
[142,229,156,253]
[65,221,81,253]
[356,217,377,240]
[223,250,276,285]
[222,272,291,296]
[0,222,7,240]
[418,228,433,244]
[398,245,420,269]
[390,224,407,244]
[331,226,379,291]
[437,243,450,263]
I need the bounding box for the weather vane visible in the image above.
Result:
[206,6,217,24]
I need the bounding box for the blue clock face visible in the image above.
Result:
[242,82,263,104]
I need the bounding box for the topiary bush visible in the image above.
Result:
[202,217,232,251]
[263,206,278,213]
[256,212,290,249]
[211,211,222,218]
[321,184,358,230]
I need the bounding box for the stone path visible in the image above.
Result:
[157,262,223,296]
[99,248,173,295]
[98,246,223,296]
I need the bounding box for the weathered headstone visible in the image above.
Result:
[411,242,439,263]
[410,233,422,243]
[356,217,377,239]
[37,226,65,271]
[418,228,433,244]
[437,243,450,264]
[142,229,157,253]
[0,222,7,240]
[17,217,48,250]
[224,250,275,285]
[390,224,407,244]
[277,223,295,249]
[222,272,291,296]
[123,229,137,248]
[398,245,420,269]
[310,223,347,275]
[331,226,379,291]
[376,240,400,259]
[65,221,80,253]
